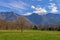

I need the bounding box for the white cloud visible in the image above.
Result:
[31,5,35,9]
[24,7,47,16]
[31,5,47,15]
[23,12,32,16]
[33,7,47,15]
[51,7,58,13]
[33,8,47,15]
[0,0,29,12]
[49,3,58,13]
[8,1,29,10]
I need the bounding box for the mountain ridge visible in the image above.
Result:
[25,13,60,25]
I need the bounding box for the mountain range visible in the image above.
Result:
[0,12,60,26]
[0,12,19,21]
[25,13,60,25]
[0,12,33,29]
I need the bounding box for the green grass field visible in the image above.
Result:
[0,30,60,40]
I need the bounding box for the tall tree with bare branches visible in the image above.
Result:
[17,16,27,32]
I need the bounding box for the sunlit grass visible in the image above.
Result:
[0,30,60,40]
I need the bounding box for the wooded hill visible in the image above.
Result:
[0,16,32,30]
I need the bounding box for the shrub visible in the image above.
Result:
[32,25,38,30]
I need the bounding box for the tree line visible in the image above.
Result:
[0,16,60,31]
[33,24,60,31]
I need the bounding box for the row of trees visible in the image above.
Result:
[0,16,32,30]
[36,24,60,31]
[0,16,60,31]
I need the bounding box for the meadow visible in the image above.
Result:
[0,30,60,40]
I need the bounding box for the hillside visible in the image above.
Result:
[25,13,60,25]
[0,12,33,30]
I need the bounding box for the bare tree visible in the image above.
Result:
[17,16,26,33]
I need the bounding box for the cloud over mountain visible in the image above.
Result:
[32,6,47,15]
[0,0,60,15]
[48,3,59,13]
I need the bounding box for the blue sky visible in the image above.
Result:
[0,0,60,15]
